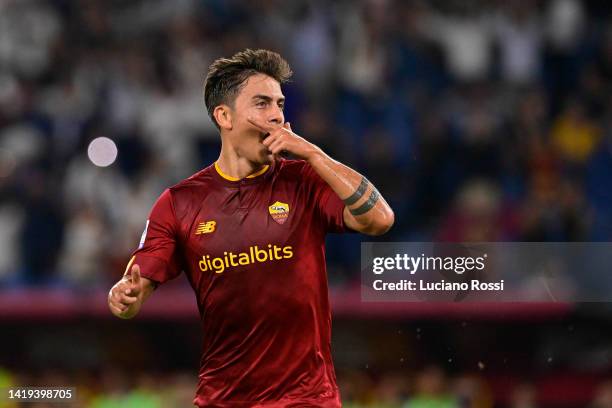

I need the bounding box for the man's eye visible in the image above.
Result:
[279,104,285,110]
[256,101,267,107]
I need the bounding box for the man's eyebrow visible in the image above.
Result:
[252,95,285,103]
[252,95,272,102]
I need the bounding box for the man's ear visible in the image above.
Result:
[213,105,232,130]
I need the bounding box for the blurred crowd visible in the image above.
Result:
[4,366,612,408]
[0,0,611,286]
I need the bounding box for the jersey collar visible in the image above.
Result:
[213,161,271,184]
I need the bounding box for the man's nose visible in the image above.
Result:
[268,107,284,126]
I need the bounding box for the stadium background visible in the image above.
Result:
[1,0,612,406]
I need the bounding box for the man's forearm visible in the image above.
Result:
[307,150,394,235]
[255,122,394,234]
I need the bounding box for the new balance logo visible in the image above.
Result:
[195,221,216,235]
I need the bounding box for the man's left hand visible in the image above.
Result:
[247,119,322,162]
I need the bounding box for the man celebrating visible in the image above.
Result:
[108,49,394,407]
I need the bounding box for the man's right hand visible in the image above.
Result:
[108,264,145,319]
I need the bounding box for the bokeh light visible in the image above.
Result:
[87,137,118,167]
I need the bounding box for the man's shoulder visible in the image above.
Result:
[276,158,312,178]
[276,158,326,188]
[167,164,216,198]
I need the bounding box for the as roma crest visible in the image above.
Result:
[268,201,290,225]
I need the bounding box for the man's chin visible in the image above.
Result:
[256,148,274,164]
[249,155,272,167]
[264,153,275,164]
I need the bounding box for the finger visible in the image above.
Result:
[111,288,122,301]
[269,145,283,155]
[268,139,286,154]
[117,286,138,300]
[130,264,141,286]
[262,133,279,147]
[126,265,141,295]
[281,122,294,135]
[125,284,141,296]
[118,293,139,305]
[110,282,127,299]
[109,296,128,311]
[109,303,125,316]
[271,146,287,155]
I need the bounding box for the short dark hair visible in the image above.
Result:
[204,49,293,129]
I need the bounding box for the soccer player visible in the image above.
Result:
[108,49,394,407]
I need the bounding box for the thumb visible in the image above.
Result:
[126,264,141,295]
[284,121,292,131]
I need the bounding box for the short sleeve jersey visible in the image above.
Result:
[130,159,346,407]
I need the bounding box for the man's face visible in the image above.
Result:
[226,73,285,164]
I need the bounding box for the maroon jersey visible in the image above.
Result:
[131,159,347,407]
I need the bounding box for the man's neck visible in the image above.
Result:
[216,146,267,180]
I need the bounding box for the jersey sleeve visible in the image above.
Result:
[129,189,182,284]
[301,163,347,233]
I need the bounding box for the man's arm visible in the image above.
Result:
[108,263,157,319]
[252,120,394,235]
[305,151,394,235]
